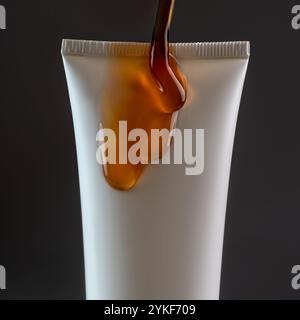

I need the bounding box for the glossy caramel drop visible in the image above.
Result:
[99,0,187,190]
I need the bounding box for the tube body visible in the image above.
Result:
[62,40,250,300]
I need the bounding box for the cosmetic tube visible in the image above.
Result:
[62,40,250,300]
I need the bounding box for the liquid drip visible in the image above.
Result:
[100,0,187,190]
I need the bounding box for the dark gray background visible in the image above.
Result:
[0,0,299,300]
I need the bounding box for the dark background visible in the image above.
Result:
[0,0,299,300]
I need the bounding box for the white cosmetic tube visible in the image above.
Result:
[62,40,250,300]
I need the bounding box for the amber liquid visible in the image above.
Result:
[100,0,187,190]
